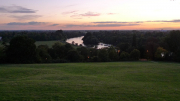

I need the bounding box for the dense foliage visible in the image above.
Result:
[0,30,85,42]
[82,32,99,45]
[0,30,180,63]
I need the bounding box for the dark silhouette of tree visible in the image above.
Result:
[89,48,98,57]
[67,50,82,62]
[165,30,180,53]
[146,37,159,60]
[120,51,130,61]
[77,47,89,61]
[117,43,130,52]
[98,49,109,62]
[108,46,118,61]
[130,49,140,60]
[36,45,52,63]
[82,32,99,45]
[155,47,168,61]
[0,46,6,63]
[6,36,36,63]
[132,33,137,48]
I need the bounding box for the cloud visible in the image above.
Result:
[7,21,46,25]
[70,11,101,19]
[93,21,128,24]
[107,13,117,15]
[62,10,78,15]
[147,19,180,23]
[0,6,37,13]
[51,24,59,26]
[10,15,41,20]
[92,19,180,24]
[65,23,139,28]
[81,12,101,16]
[70,14,81,18]
[92,21,143,24]
[95,24,139,27]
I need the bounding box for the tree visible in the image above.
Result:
[120,51,130,61]
[54,30,66,40]
[77,47,89,61]
[108,46,118,61]
[82,32,99,45]
[155,47,168,60]
[0,46,6,63]
[130,49,140,60]
[146,37,159,60]
[176,49,180,62]
[89,48,98,57]
[98,49,109,62]
[165,30,180,53]
[117,43,130,52]
[132,33,137,48]
[6,36,36,63]
[51,42,65,59]
[36,45,51,63]
[67,50,82,62]
[0,46,3,58]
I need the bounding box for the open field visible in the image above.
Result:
[35,41,62,48]
[0,62,180,101]
[35,41,80,49]
[0,41,59,48]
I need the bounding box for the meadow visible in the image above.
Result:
[35,41,61,48]
[0,62,180,101]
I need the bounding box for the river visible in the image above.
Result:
[66,36,111,49]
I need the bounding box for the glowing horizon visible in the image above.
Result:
[0,0,180,30]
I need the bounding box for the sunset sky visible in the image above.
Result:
[0,0,180,30]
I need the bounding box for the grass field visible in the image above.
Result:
[0,41,59,48]
[0,62,180,101]
[35,41,80,49]
[35,41,62,48]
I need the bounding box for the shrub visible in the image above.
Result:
[130,49,140,60]
[120,51,130,61]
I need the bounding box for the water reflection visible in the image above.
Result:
[66,36,111,49]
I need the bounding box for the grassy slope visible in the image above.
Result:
[35,41,61,48]
[0,62,180,101]
[35,41,80,49]
[0,41,59,48]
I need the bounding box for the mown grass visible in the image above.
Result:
[0,62,180,101]
[35,41,62,48]
[35,41,80,49]
[0,41,60,48]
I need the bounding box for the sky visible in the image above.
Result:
[0,0,180,30]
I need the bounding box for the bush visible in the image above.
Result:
[98,49,109,62]
[90,56,100,62]
[130,49,140,60]
[51,59,69,63]
[120,51,130,61]
[155,47,168,60]
[67,50,81,62]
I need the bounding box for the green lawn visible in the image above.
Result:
[0,62,180,101]
[35,41,62,48]
[0,41,60,48]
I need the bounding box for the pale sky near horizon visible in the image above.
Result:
[0,0,180,30]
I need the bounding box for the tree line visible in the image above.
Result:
[0,36,140,64]
[0,30,85,42]
[0,30,180,63]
